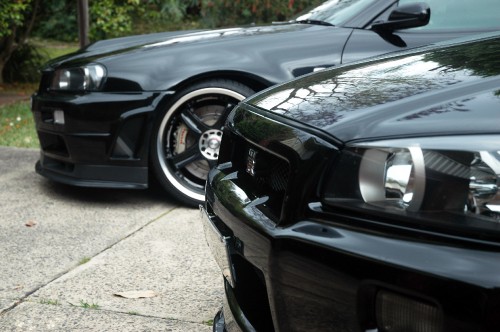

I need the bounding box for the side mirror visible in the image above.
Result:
[372,2,430,32]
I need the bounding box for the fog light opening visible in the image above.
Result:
[375,289,442,332]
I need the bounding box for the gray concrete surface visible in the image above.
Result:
[0,146,223,331]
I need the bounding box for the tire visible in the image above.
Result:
[150,79,255,207]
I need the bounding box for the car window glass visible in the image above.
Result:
[398,0,500,30]
[295,0,376,25]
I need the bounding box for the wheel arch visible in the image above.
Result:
[167,70,275,97]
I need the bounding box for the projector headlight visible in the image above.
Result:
[50,64,106,91]
[323,135,500,239]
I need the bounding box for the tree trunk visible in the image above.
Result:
[78,0,90,48]
[0,59,5,85]
[0,33,16,85]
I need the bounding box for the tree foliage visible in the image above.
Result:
[0,0,39,83]
[33,0,143,42]
[0,1,32,38]
[199,0,322,28]
[89,0,143,40]
[1,0,323,83]
[6,0,323,44]
[32,0,77,42]
[147,0,200,24]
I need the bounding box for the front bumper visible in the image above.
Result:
[203,166,500,332]
[202,205,259,332]
[32,91,169,188]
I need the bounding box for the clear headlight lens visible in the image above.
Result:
[50,64,106,91]
[323,135,500,239]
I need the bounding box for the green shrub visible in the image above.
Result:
[199,0,323,28]
[3,42,45,83]
[32,0,78,42]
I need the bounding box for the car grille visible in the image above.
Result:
[217,129,291,222]
[252,152,289,194]
[216,106,339,224]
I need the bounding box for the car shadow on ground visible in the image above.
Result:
[37,177,185,207]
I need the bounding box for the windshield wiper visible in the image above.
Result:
[293,19,334,26]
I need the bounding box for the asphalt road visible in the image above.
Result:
[0,146,222,331]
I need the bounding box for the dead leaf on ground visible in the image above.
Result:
[25,220,37,227]
[114,290,158,299]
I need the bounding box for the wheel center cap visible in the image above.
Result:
[208,138,220,149]
[199,129,223,160]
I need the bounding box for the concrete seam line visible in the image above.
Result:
[0,205,182,316]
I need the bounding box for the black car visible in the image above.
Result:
[32,0,500,206]
[202,32,500,332]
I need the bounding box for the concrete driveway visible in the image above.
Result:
[0,146,222,331]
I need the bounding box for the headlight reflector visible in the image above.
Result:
[50,64,106,91]
[359,147,425,212]
[323,136,500,239]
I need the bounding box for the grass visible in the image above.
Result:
[32,38,79,60]
[0,39,78,149]
[78,257,91,265]
[0,100,38,148]
[79,300,100,309]
[39,298,60,305]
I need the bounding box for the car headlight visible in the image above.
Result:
[323,135,500,239]
[50,64,106,91]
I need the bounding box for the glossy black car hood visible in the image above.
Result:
[46,23,322,68]
[245,33,500,143]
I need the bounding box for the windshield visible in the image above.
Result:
[294,0,376,25]
[398,0,500,30]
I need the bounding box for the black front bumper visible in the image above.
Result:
[203,166,500,332]
[32,91,169,188]
[35,158,148,189]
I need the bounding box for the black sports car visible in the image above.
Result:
[32,0,500,206]
[202,32,500,332]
